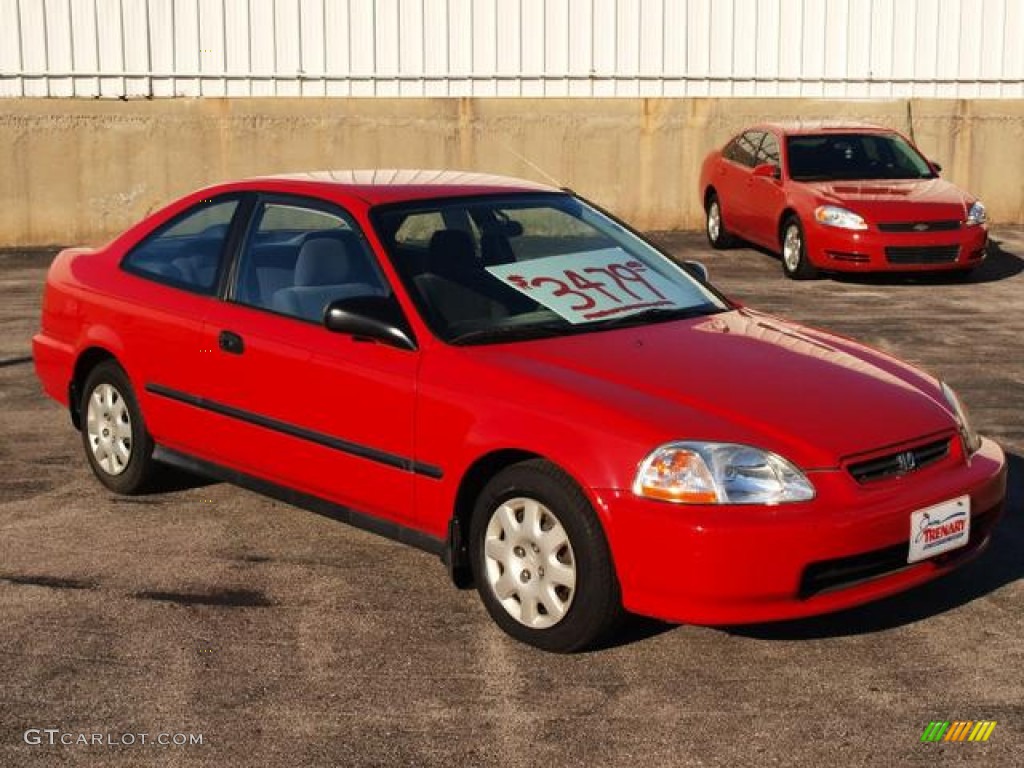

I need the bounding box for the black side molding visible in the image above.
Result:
[146,383,444,479]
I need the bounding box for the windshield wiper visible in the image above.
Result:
[450,305,726,345]
[450,321,574,346]
[589,304,726,330]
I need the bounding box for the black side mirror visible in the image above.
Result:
[324,295,416,351]
[930,161,943,174]
[683,260,710,283]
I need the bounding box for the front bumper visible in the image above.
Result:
[804,222,988,272]
[596,437,1006,625]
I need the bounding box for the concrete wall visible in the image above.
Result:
[1,98,1022,246]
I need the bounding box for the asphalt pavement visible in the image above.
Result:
[1,232,1021,767]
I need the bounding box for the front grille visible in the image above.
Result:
[847,438,950,483]
[885,245,960,264]
[798,505,999,599]
[877,220,962,233]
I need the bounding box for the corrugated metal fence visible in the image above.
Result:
[1,0,1022,98]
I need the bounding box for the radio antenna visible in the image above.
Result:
[498,141,566,188]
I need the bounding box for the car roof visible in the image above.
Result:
[754,121,899,136]
[201,169,561,206]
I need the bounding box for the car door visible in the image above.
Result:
[745,131,788,249]
[194,195,420,526]
[714,131,764,238]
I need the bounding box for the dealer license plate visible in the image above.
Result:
[908,495,970,563]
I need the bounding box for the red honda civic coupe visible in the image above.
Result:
[699,123,989,278]
[34,171,1005,651]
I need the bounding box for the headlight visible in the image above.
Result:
[633,442,815,505]
[814,205,868,230]
[966,201,987,227]
[941,382,982,455]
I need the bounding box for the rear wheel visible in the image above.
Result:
[80,361,158,494]
[706,193,736,249]
[781,217,818,280]
[470,459,622,652]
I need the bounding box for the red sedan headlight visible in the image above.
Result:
[814,205,868,231]
[966,201,987,227]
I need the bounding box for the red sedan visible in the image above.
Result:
[699,123,989,278]
[34,171,1006,651]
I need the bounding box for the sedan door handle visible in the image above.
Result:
[218,330,244,355]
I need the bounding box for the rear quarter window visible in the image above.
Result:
[121,198,240,294]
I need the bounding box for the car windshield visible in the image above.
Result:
[372,193,728,345]
[786,132,937,182]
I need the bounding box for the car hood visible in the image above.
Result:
[800,177,972,221]
[469,309,955,468]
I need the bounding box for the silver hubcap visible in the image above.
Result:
[86,382,132,476]
[708,201,721,241]
[483,497,576,629]
[783,225,802,271]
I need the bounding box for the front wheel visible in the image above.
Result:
[781,217,819,280]
[80,361,158,494]
[470,459,622,652]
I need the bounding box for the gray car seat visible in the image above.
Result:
[272,235,383,322]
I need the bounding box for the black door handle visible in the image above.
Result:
[218,330,244,355]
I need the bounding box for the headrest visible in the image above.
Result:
[480,232,516,265]
[428,229,478,275]
[295,235,351,286]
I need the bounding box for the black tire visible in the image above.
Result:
[780,216,819,280]
[470,459,623,652]
[705,192,736,249]
[79,361,158,494]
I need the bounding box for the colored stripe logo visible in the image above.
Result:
[921,721,997,742]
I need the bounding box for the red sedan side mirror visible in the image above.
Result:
[752,163,781,180]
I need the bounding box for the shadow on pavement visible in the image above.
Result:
[592,615,677,651]
[727,452,1023,640]
[960,237,1024,283]
[142,464,217,494]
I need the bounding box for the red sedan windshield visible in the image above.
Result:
[786,133,937,182]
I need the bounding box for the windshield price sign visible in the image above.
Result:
[486,248,695,324]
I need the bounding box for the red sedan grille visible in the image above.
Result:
[884,245,960,265]
[847,438,951,483]
[877,220,962,233]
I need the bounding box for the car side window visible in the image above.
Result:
[121,198,239,293]
[756,133,781,170]
[723,131,763,169]
[233,200,389,323]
